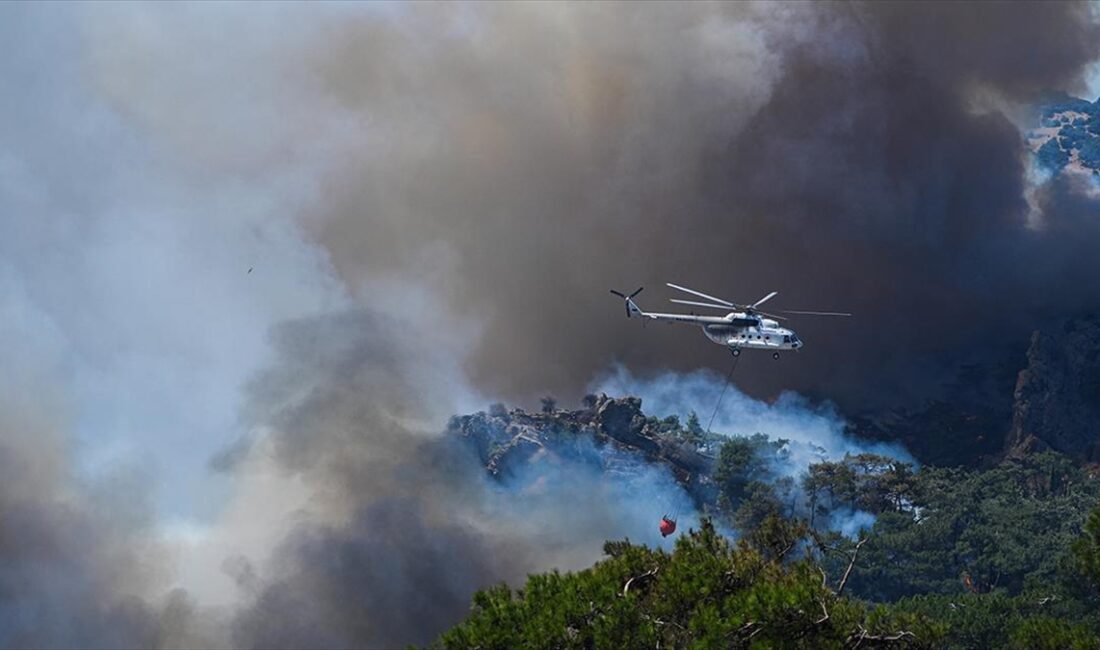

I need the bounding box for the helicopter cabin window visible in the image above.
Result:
[783,335,790,343]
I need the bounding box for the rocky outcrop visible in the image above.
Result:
[1006,317,1100,462]
[852,316,1100,467]
[595,396,660,455]
[447,394,716,505]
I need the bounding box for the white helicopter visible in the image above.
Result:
[609,283,850,359]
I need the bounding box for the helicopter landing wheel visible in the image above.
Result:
[772,352,780,360]
[731,348,741,357]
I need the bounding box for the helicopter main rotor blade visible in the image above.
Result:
[666,283,735,307]
[609,289,626,298]
[754,310,787,321]
[779,309,852,317]
[750,291,779,309]
[670,299,732,310]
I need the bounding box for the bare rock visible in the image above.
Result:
[1006,317,1100,461]
[595,395,660,455]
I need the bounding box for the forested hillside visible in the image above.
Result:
[438,385,1100,648]
[438,440,1100,648]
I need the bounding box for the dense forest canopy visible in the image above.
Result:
[439,410,1100,648]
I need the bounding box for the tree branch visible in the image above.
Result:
[848,625,916,648]
[775,538,797,562]
[728,620,764,643]
[810,532,867,596]
[622,567,659,597]
[836,537,867,597]
[644,613,686,632]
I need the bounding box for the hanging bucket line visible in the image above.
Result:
[705,354,740,437]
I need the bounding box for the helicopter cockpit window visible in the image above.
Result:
[783,335,791,343]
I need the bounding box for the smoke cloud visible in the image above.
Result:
[215,308,702,648]
[0,292,213,648]
[284,1,1100,408]
[5,1,1100,648]
[56,1,1100,410]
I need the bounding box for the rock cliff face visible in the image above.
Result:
[447,394,717,505]
[853,316,1100,466]
[1007,317,1100,461]
[849,358,1021,467]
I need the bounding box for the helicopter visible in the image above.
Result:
[609,283,850,359]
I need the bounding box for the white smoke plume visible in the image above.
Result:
[594,366,913,539]
[593,365,913,468]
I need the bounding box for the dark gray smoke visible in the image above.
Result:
[298,1,1100,408]
[223,309,698,648]
[66,1,1100,407]
[0,370,218,648]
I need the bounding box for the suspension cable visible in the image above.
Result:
[705,353,740,436]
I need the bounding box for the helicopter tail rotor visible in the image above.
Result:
[610,287,644,318]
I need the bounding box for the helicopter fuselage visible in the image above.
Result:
[702,315,802,352]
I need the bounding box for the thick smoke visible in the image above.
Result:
[0,287,214,648]
[5,2,1100,648]
[285,1,1100,408]
[67,2,1100,408]
[218,308,698,648]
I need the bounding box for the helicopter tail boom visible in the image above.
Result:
[609,287,644,318]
